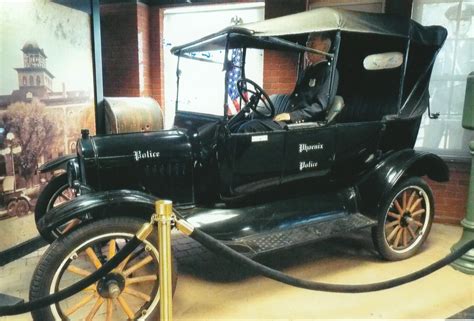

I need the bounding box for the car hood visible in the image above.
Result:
[78,129,193,164]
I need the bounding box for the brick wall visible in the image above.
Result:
[428,160,471,225]
[137,3,152,97]
[100,3,140,97]
[149,7,164,107]
[264,51,298,95]
[263,0,306,95]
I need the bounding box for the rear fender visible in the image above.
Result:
[37,189,158,236]
[39,154,76,173]
[356,149,449,218]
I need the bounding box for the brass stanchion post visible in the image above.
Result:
[156,200,173,321]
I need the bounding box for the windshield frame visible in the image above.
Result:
[173,31,335,121]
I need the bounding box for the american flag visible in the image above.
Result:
[227,48,245,115]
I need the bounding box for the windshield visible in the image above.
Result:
[176,50,226,116]
[175,46,264,117]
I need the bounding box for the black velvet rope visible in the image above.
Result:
[1,224,473,316]
[190,227,474,293]
[0,236,141,316]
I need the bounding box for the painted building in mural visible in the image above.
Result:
[0,41,94,218]
[0,41,91,108]
[13,41,55,100]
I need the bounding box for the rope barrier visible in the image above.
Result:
[186,223,474,293]
[0,212,472,317]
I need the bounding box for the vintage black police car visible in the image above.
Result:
[30,8,448,321]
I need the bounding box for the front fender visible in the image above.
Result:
[37,189,158,236]
[356,149,449,218]
[39,154,76,173]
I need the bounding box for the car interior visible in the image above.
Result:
[336,33,406,123]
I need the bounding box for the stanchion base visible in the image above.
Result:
[0,293,24,306]
[451,255,474,275]
[450,223,474,275]
[451,245,474,275]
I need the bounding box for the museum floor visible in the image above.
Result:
[0,222,472,320]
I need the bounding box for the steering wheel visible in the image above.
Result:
[237,78,275,119]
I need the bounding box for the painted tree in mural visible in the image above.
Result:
[2,99,59,186]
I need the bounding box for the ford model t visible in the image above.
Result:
[30,8,448,321]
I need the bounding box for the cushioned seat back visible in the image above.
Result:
[325,95,345,124]
[269,94,291,115]
[337,68,401,123]
[270,94,344,125]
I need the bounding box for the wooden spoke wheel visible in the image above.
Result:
[51,185,76,207]
[16,198,30,217]
[372,177,434,261]
[30,217,177,321]
[35,173,80,242]
[6,200,17,217]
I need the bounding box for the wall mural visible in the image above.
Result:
[0,0,95,226]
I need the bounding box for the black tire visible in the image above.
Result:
[372,176,434,261]
[30,217,178,321]
[35,173,77,242]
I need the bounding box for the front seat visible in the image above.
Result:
[270,94,344,125]
[325,95,345,125]
[269,94,291,115]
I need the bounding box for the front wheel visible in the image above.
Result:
[30,217,177,321]
[372,176,434,261]
[35,173,79,242]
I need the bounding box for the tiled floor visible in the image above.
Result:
[0,223,473,320]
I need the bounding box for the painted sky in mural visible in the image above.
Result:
[0,0,94,95]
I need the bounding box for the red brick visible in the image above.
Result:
[427,160,470,225]
[101,3,140,97]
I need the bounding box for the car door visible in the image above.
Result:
[281,125,336,184]
[333,121,384,178]
[217,130,285,197]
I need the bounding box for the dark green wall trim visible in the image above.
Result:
[91,0,105,134]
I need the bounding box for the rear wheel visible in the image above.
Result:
[372,176,434,261]
[35,173,79,242]
[30,217,177,321]
[6,200,17,217]
[16,197,30,217]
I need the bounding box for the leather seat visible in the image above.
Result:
[269,94,291,115]
[325,95,345,124]
[284,95,345,130]
[270,94,344,125]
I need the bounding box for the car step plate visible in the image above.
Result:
[225,213,376,256]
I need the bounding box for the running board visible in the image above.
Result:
[0,236,48,267]
[224,213,376,256]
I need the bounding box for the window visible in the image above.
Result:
[36,75,41,86]
[163,3,265,128]
[29,75,34,86]
[413,0,474,159]
[22,76,27,86]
